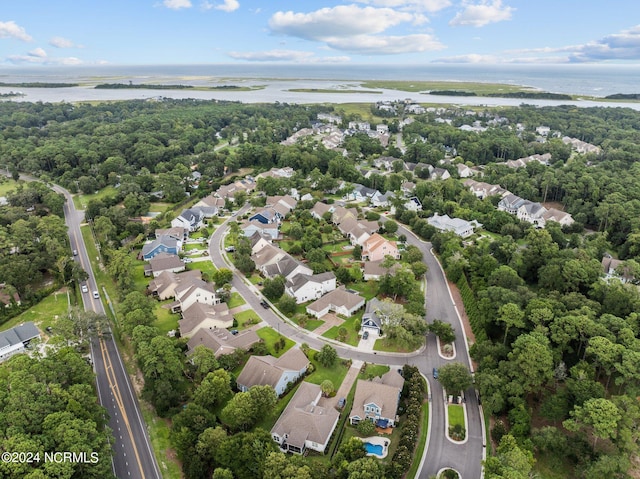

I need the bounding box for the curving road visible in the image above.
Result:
[53,183,161,479]
[209,209,484,478]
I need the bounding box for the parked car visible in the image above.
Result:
[260,301,269,309]
[225,246,235,252]
[337,397,346,409]
[230,329,239,336]
[362,331,369,340]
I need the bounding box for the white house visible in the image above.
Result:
[427,213,482,238]
[171,208,204,232]
[285,272,337,304]
[306,286,365,318]
[0,322,40,363]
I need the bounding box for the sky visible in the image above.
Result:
[1,1,640,66]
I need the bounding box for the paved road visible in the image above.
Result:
[53,183,161,479]
[209,210,484,478]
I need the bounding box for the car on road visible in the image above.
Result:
[260,300,269,309]
[230,329,239,335]
[93,291,99,299]
[81,284,88,293]
[433,368,439,379]
[225,246,235,252]
[72,249,78,256]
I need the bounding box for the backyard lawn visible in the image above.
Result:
[358,363,390,380]
[347,281,379,300]
[255,326,294,357]
[72,185,118,210]
[2,289,71,332]
[153,301,180,335]
[306,349,350,387]
[227,292,246,309]
[233,309,261,329]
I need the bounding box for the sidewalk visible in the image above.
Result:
[318,359,363,409]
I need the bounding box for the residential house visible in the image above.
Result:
[249,208,279,225]
[141,236,180,261]
[306,286,365,318]
[338,218,379,247]
[144,252,185,277]
[345,184,379,203]
[457,164,475,178]
[400,181,416,196]
[503,153,551,169]
[497,194,526,215]
[464,179,510,200]
[241,220,279,240]
[179,302,234,338]
[541,208,575,227]
[0,322,40,363]
[373,156,400,172]
[310,201,334,220]
[271,382,340,455]
[172,277,220,313]
[430,167,451,181]
[602,253,633,283]
[236,347,310,396]
[252,244,288,272]
[331,206,359,226]
[194,194,226,211]
[171,208,204,232]
[362,234,400,262]
[214,177,256,200]
[148,270,202,301]
[361,298,387,335]
[376,124,389,135]
[516,201,547,227]
[362,260,402,281]
[155,227,187,243]
[350,370,405,428]
[263,255,313,282]
[427,213,482,238]
[257,167,295,179]
[562,137,602,155]
[348,121,370,131]
[0,284,21,307]
[266,195,298,214]
[187,328,260,358]
[370,191,395,208]
[285,272,337,304]
[248,231,272,254]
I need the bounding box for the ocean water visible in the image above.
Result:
[0,63,639,107]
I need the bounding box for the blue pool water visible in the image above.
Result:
[364,442,383,456]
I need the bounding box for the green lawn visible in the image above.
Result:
[291,315,324,332]
[153,301,180,335]
[358,363,390,380]
[306,350,349,388]
[2,290,71,332]
[322,241,350,253]
[233,310,261,329]
[255,327,295,357]
[188,261,216,277]
[374,335,424,353]
[227,292,246,309]
[140,401,182,479]
[183,243,204,252]
[131,260,148,292]
[448,404,465,429]
[0,177,20,196]
[533,450,576,479]
[248,274,262,285]
[360,80,531,94]
[253,382,301,433]
[72,185,118,210]
[347,281,379,300]
[322,311,363,346]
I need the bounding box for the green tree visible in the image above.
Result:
[262,275,285,301]
[429,319,456,344]
[315,344,338,368]
[438,362,473,396]
[192,369,233,410]
[278,294,297,315]
[321,379,335,397]
[497,302,525,345]
[213,268,233,286]
[564,397,622,449]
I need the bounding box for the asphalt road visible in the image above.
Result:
[54,184,161,479]
[210,208,484,479]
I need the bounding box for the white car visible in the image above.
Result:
[81,284,88,293]
[93,291,99,299]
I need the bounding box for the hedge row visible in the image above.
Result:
[456,276,488,342]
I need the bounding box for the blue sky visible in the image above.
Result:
[1,1,640,66]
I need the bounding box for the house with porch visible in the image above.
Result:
[285,272,337,304]
[306,286,365,318]
[271,382,340,455]
[0,322,40,363]
[362,234,400,262]
[349,370,405,428]
[187,328,261,358]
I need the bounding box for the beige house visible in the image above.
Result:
[236,347,310,396]
[187,328,260,358]
[179,302,234,338]
[306,286,365,318]
[350,370,405,428]
[144,252,185,277]
[172,277,220,313]
[148,270,202,301]
[271,382,340,455]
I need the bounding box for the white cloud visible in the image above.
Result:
[163,0,192,10]
[355,0,451,12]
[433,53,497,63]
[269,6,415,40]
[5,46,83,65]
[215,0,239,12]
[326,33,443,54]
[449,0,514,27]
[268,5,441,55]
[569,24,640,62]
[0,21,32,42]
[228,49,350,63]
[49,36,80,48]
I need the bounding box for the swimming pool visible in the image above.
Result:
[364,442,384,456]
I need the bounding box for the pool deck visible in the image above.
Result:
[359,436,390,459]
